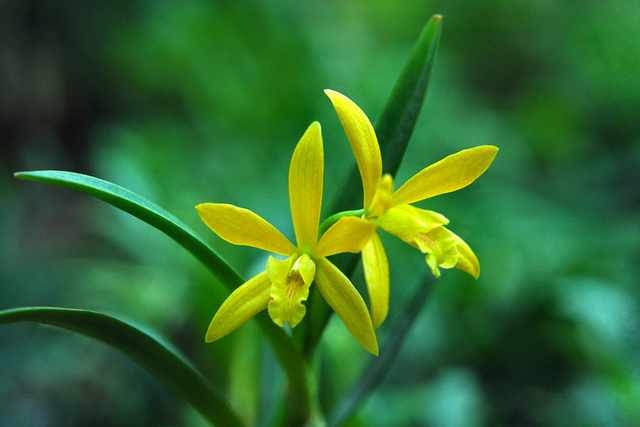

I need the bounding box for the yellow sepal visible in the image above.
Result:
[450,230,480,278]
[392,146,498,206]
[196,203,296,256]
[205,271,271,342]
[314,258,379,355]
[325,89,382,209]
[361,231,389,328]
[290,122,324,250]
[314,216,375,259]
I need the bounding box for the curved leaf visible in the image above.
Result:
[0,307,245,427]
[327,277,434,426]
[14,170,243,290]
[14,170,312,423]
[307,15,444,353]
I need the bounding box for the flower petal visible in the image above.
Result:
[376,205,449,243]
[267,254,314,328]
[376,205,458,278]
[325,89,382,209]
[415,226,459,277]
[196,203,296,255]
[314,258,378,355]
[361,231,389,328]
[313,216,375,259]
[450,230,480,278]
[205,271,271,342]
[392,146,498,206]
[368,174,394,218]
[290,121,324,251]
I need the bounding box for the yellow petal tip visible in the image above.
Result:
[204,327,221,343]
[369,341,379,356]
[372,313,387,330]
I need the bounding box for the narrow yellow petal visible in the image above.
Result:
[392,146,498,206]
[450,230,480,278]
[325,89,382,209]
[315,258,378,355]
[267,254,314,328]
[361,231,389,328]
[313,216,375,258]
[205,271,271,342]
[290,121,324,250]
[196,203,296,255]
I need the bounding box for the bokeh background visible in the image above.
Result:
[2,1,640,426]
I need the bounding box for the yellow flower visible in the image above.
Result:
[325,89,498,328]
[196,122,378,354]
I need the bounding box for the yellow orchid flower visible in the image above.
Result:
[196,122,378,355]
[325,89,498,328]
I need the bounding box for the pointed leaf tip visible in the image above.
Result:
[375,14,443,179]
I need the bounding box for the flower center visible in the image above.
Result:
[415,232,438,252]
[412,226,459,277]
[267,254,316,328]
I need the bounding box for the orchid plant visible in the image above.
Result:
[2,15,497,426]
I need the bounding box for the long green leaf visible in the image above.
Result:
[376,14,442,175]
[14,170,312,423]
[329,14,442,214]
[305,15,444,354]
[326,277,434,426]
[0,307,245,427]
[14,170,243,289]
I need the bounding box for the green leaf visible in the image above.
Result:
[0,307,245,427]
[326,277,434,426]
[14,170,312,423]
[329,15,442,214]
[14,170,243,290]
[306,15,444,354]
[376,14,443,175]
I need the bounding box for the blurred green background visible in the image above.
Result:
[2,1,639,426]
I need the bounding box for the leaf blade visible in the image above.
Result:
[0,306,245,427]
[14,170,313,423]
[14,170,244,290]
[376,14,443,176]
[328,15,442,214]
[307,14,444,354]
[326,277,434,426]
